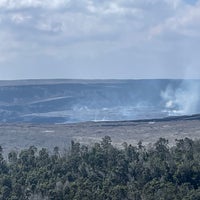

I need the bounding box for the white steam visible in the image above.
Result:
[161,81,200,115]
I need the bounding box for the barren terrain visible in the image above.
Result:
[1,115,200,155]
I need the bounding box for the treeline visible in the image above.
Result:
[1,136,200,199]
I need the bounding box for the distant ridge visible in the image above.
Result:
[0,79,200,123]
[0,78,185,86]
[0,79,139,86]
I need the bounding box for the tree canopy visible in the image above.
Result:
[1,137,200,199]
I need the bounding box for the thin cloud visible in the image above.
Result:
[0,0,199,79]
[0,0,68,10]
[149,2,200,38]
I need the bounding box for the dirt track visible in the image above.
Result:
[1,115,200,155]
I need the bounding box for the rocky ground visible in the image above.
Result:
[1,115,200,155]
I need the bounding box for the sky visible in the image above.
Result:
[0,0,200,80]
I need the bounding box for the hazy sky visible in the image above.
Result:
[0,0,200,80]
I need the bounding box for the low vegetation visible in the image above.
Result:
[1,136,200,199]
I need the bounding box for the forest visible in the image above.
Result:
[1,136,200,200]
